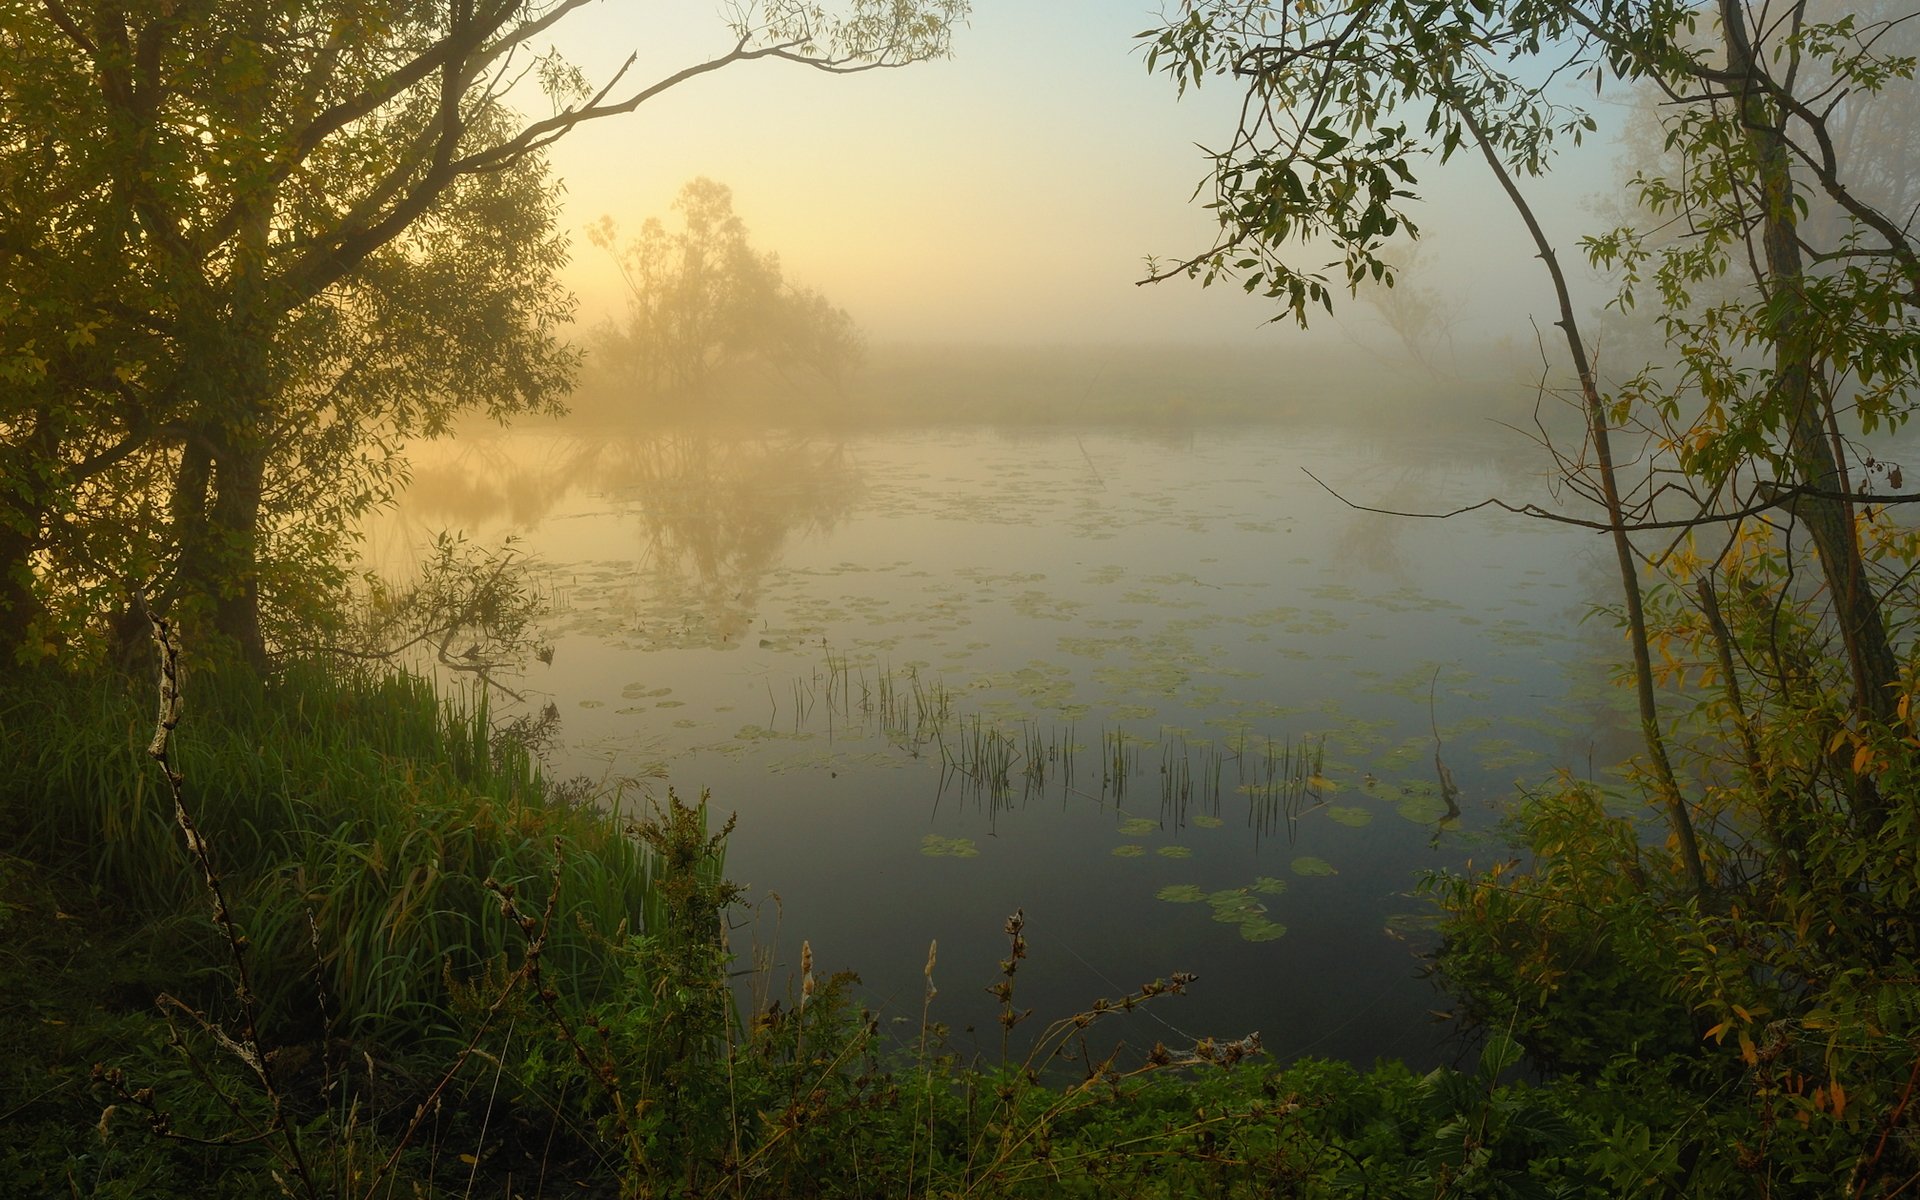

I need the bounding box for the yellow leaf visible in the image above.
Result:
[1852,742,1874,775]
[458,1154,478,1165]
[1738,1031,1758,1066]
[1832,1080,1847,1120]
[1732,1004,1752,1022]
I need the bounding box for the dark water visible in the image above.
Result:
[366,422,1638,1068]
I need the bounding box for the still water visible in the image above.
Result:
[365,421,1637,1068]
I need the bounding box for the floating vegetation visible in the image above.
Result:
[1291,855,1338,877]
[741,638,1498,868]
[1372,780,1456,825]
[1165,884,1290,942]
[919,834,980,858]
[1209,890,1265,923]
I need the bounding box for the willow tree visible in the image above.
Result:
[0,0,965,669]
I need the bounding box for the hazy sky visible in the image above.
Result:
[538,2,1613,348]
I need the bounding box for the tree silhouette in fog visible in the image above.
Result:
[588,180,864,411]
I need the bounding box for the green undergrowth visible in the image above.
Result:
[0,662,653,1041]
[4,664,1915,1197]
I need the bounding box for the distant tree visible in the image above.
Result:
[588,179,865,406]
[0,1,963,669]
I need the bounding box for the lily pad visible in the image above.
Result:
[1156,884,1206,903]
[1392,791,1453,824]
[920,835,979,858]
[1192,814,1225,829]
[1208,892,1265,923]
[1327,805,1374,828]
[1111,844,1146,858]
[1291,856,1338,877]
[1117,817,1158,836]
[1251,876,1288,895]
[1156,845,1193,859]
[1238,919,1288,942]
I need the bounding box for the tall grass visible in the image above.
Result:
[0,662,654,1041]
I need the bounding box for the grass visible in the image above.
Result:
[4,657,1886,1197]
[0,661,653,1041]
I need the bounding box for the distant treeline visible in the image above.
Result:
[563,337,1578,434]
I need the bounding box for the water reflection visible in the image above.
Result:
[600,433,862,644]
[378,430,861,644]
[367,422,1625,1069]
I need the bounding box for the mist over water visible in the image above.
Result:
[366,373,1641,1068]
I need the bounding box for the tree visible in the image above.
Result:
[1140,0,1918,825]
[1,0,964,669]
[1141,0,1920,1185]
[586,178,865,409]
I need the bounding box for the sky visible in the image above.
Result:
[533,1,1617,348]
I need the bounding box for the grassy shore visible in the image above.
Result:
[0,661,1901,1197]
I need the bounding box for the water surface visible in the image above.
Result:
[365,421,1634,1067]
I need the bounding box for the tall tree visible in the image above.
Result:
[1,0,964,668]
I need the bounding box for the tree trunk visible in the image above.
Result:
[0,412,64,661]
[209,439,269,670]
[0,519,43,660]
[1721,0,1901,734]
[1455,100,1709,895]
[169,321,273,674]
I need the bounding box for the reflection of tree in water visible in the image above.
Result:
[602,432,861,644]
[398,437,611,531]
[1328,438,1545,580]
[383,432,859,645]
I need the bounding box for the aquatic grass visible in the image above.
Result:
[0,663,655,1041]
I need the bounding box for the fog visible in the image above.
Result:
[539,1,1616,352]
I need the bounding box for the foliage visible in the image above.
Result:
[0,1,966,669]
[1141,0,1920,1190]
[0,661,652,1041]
[586,178,866,413]
[328,530,552,693]
[1425,781,1699,1075]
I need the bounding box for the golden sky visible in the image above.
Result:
[537,2,1609,348]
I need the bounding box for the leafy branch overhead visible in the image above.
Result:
[1142,1,1920,1189]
